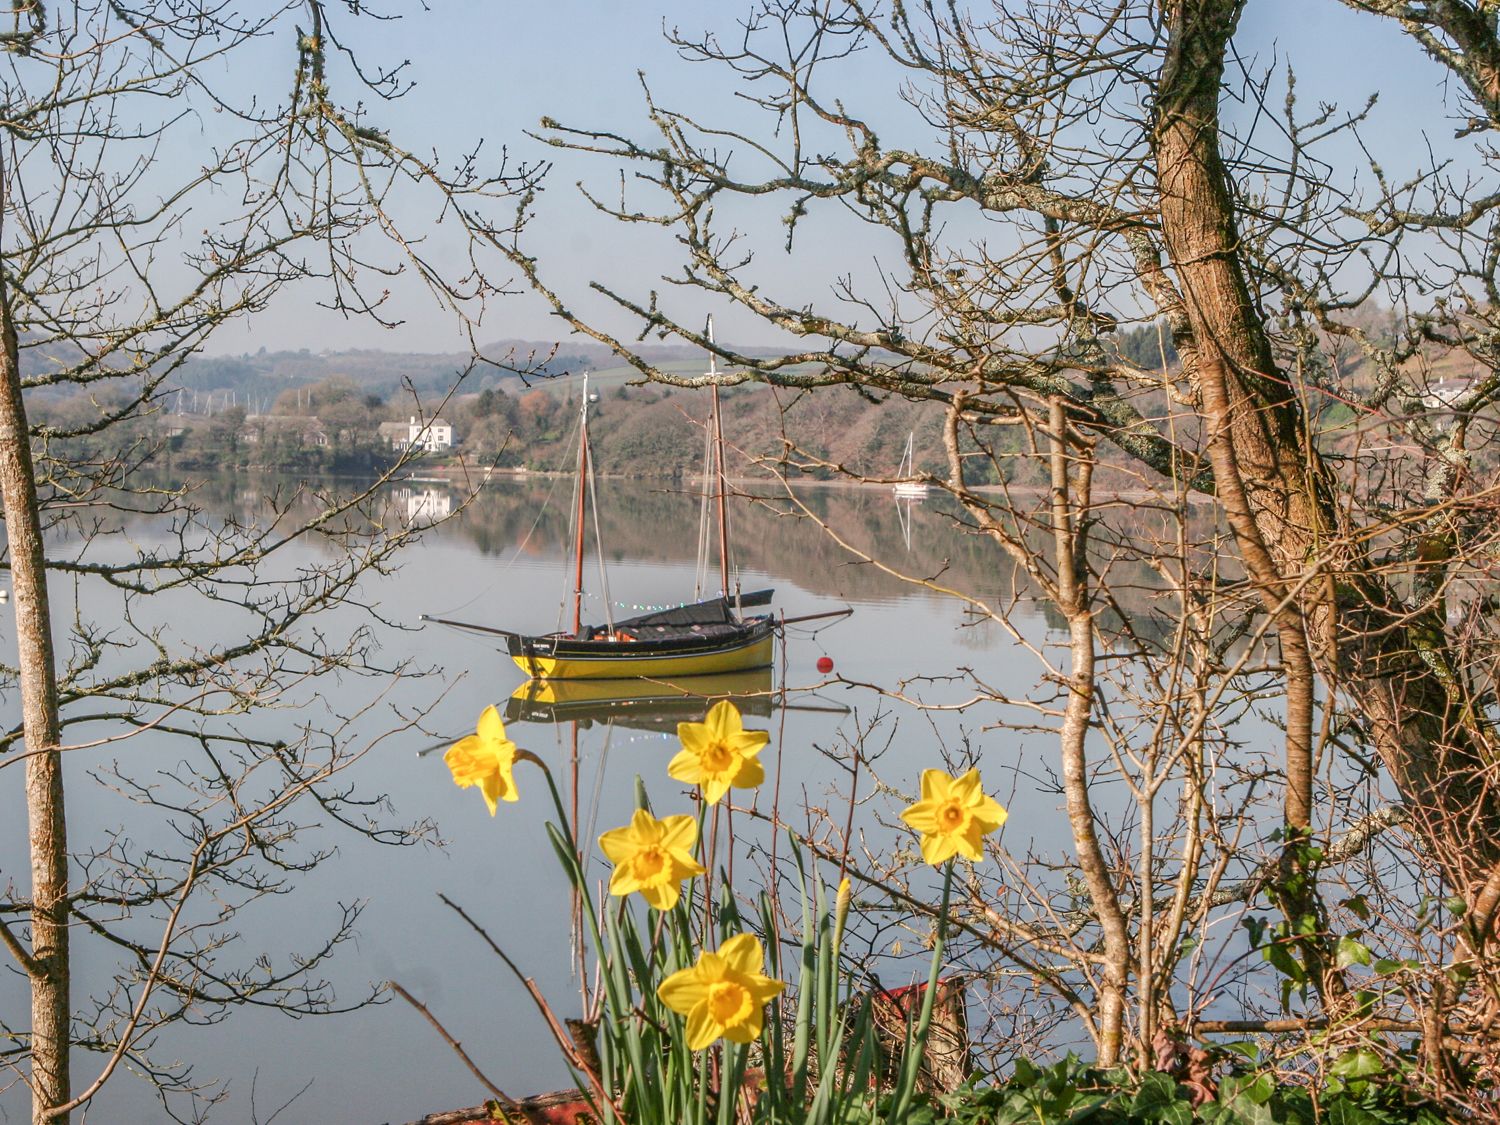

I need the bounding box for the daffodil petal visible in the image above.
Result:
[598,825,636,864]
[627,807,660,839]
[900,798,942,834]
[670,850,706,881]
[667,747,705,786]
[660,814,698,851]
[478,773,503,816]
[641,879,678,911]
[972,795,1007,830]
[718,933,762,975]
[920,831,960,866]
[919,768,949,801]
[748,974,787,1007]
[685,1002,721,1051]
[949,769,982,802]
[494,759,519,803]
[477,705,506,744]
[723,1015,759,1044]
[444,735,484,782]
[730,729,770,758]
[705,700,740,740]
[730,755,765,791]
[657,967,707,1016]
[956,826,986,862]
[677,720,713,757]
[609,863,642,897]
[697,951,727,979]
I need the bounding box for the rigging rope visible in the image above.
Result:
[586,428,615,634]
[694,417,713,601]
[583,719,614,868]
[560,389,585,634]
[415,395,582,621]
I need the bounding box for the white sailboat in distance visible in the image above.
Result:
[892,431,930,499]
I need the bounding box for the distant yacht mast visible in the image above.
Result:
[893,431,929,499]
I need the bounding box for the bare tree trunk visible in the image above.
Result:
[0,181,70,1120]
[1153,0,1498,910]
[1151,0,1362,1011]
[1049,397,1130,1065]
[1153,0,1320,826]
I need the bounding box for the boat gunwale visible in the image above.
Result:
[507,617,775,661]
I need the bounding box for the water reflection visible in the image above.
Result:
[503,669,777,732]
[4,472,1171,1123]
[399,486,453,523]
[444,477,1004,607]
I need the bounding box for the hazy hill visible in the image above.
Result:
[151,337,781,411]
[460,380,1074,489]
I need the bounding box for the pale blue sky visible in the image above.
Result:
[202,1,1472,356]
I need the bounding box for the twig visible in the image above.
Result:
[389,980,518,1112]
[436,893,620,1117]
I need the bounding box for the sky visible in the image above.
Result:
[177,0,1472,357]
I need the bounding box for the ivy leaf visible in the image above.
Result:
[1330,1049,1384,1079]
[1336,936,1373,970]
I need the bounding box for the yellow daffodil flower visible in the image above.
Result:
[899,767,1007,865]
[657,933,786,1050]
[598,808,706,911]
[444,705,519,814]
[668,700,769,804]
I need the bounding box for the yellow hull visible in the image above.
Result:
[510,633,775,681]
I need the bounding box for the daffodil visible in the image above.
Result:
[598,808,706,910]
[899,767,1007,865]
[657,933,786,1050]
[444,705,519,814]
[669,700,769,804]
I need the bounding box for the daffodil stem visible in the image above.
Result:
[534,763,616,1029]
[888,858,955,1122]
[725,800,735,891]
[703,801,720,949]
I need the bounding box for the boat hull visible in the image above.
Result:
[509,620,775,680]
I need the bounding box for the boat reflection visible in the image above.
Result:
[503,668,776,733]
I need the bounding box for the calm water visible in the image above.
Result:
[1,477,1079,1123]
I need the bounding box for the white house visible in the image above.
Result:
[1422,377,1476,412]
[406,415,453,452]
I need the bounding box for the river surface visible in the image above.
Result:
[0,476,1098,1123]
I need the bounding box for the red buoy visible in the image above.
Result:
[816,655,834,674]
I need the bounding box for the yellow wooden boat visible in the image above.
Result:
[505,596,775,680]
[501,341,775,682]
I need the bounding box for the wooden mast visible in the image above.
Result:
[571,374,589,636]
[707,319,730,596]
